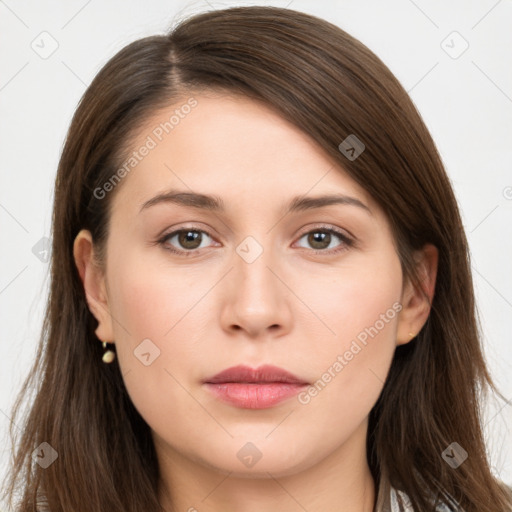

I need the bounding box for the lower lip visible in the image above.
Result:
[204,382,308,409]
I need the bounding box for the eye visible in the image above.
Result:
[159,228,216,254]
[156,225,354,257]
[294,226,354,254]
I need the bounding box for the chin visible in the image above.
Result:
[193,439,323,479]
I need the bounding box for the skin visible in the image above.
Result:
[74,92,438,512]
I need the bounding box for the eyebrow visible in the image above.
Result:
[140,190,371,215]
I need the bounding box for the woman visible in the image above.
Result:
[3,5,511,512]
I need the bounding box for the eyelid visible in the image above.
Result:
[155,222,218,243]
[294,223,354,242]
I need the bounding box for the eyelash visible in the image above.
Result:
[156,225,355,257]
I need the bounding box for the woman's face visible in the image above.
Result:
[76,92,432,479]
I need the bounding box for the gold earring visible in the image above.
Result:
[409,332,415,338]
[102,341,116,364]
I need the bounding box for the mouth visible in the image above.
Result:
[203,364,309,409]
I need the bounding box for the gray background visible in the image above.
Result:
[1,0,511,499]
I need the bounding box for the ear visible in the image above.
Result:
[396,243,438,346]
[73,229,114,343]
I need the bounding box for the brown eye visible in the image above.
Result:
[307,231,332,250]
[177,230,202,249]
[163,229,213,252]
[296,228,352,253]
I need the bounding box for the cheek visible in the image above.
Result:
[106,244,207,347]
[302,251,403,350]
[103,243,209,395]
[293,253,402,413]
[105,255,209,435]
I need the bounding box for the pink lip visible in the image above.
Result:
[203,364,309,409]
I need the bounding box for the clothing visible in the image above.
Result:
[387,486,461,512]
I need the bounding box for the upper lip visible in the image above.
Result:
[204,364,309,385]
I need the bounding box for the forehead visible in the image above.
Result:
[110,92,378,216]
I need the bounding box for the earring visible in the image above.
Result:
[409,332,415,339]
[102,341,116,364]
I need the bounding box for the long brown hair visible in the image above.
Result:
[3,6,511,511]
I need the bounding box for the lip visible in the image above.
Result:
[205,364,308,385]
[203,364,309,410]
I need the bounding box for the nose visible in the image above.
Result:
[219,241,293,339]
